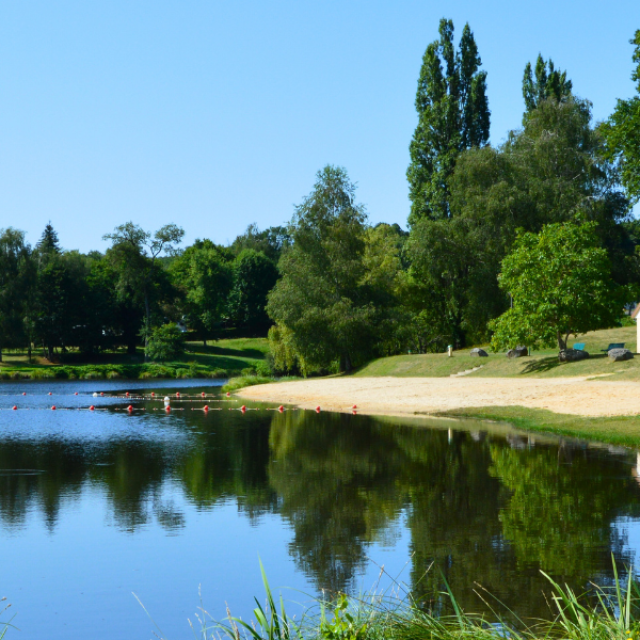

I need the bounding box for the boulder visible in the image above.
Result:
[608,348,634,362]
[558,348,590,362]
[506,346,528,358]
[470,348,488,357]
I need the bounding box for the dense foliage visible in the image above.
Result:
[1,21,640,367]
[490,223,629,351]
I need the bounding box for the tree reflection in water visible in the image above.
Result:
[1,400,639,619]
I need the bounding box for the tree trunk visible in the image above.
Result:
[557,332,567,351]
[27,344,32,363]
[144,289,151,362]
[203,339,207,347]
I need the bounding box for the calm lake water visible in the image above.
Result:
[2,379,640,639]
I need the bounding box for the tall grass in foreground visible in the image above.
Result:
[146,558,640,640]
[0,597,16,638]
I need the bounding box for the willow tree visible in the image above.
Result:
[267,166,379,373]
[407,19,490,225]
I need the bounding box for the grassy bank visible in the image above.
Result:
[356,325,640,381]
[434,406,640,448]
[0,338,269,381]
[222,375,301,393]
[200,565,640,640]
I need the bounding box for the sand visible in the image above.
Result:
[237,376,640,418]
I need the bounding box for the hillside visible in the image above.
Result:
[355,326,640,381]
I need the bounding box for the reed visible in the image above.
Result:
[181,558,640,640]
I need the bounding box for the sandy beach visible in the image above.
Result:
[237,376,640,418]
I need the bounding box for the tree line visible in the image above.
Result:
[1,22,640,370]
[0,220,285,362]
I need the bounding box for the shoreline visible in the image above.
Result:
[236,375,640,418]
[237,375,640,447]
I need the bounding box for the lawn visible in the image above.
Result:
[356,325,640,380]
[0,337,269,379]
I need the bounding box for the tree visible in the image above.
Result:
[0,228,33,361]
[170,240,233,344]
[601,30,640,203]
[489,223,630,352]
[522,54,572,117]
[230,223,291,264]
[145,323,185,362]
[103,223,184,357]
[405,96,635,350]
[36,222,61,256]
[407,19,490,224]
[227,249,279,334]
[267,166,379,373]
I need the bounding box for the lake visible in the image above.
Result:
[1,379,640,639]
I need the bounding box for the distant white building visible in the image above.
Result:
[631,303,640,352]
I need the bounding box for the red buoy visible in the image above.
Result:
[100,392,104,397]
[203,405,209,412]
[201,392,205,397]
[51,405,56,410]
[127,405,133,412]
[352,404,357,410]
[12,405,17,411]
[22,392,26,396]
[352,410,357,415]
[241,405,246,413]
[89,405,95,411]
[48,392,52,396]
[151,392,155,397]
[125,392,130,398]
[315,406,321,413]
[74,392,78,396]
[226,392,230,397]
[278,405,284,413]
[165,405,171,412]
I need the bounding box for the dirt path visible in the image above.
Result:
[237,376,640,418]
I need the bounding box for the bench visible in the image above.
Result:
[573,343,585,351]
[601,342,625,353]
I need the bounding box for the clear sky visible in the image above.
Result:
[1,0,638,253]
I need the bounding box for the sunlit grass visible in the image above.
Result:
[356,326,640,380]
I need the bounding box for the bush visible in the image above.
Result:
[145,324,186,363]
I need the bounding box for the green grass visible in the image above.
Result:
[356,325,640,380]
[222,375,300,393]
[0,337,269,380]
[434,405,640,448]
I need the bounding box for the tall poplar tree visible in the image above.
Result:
[407,19,490,225]
[522,54,572,117]
[602,30,640,203]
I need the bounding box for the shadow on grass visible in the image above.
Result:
[520,353,609,374]
[186,344,266,359]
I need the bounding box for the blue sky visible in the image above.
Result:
[0,0,638,253]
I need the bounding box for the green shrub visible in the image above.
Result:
[145,324,186,362]
[222,375,272,393]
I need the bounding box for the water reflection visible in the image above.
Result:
[1,384,640,624]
